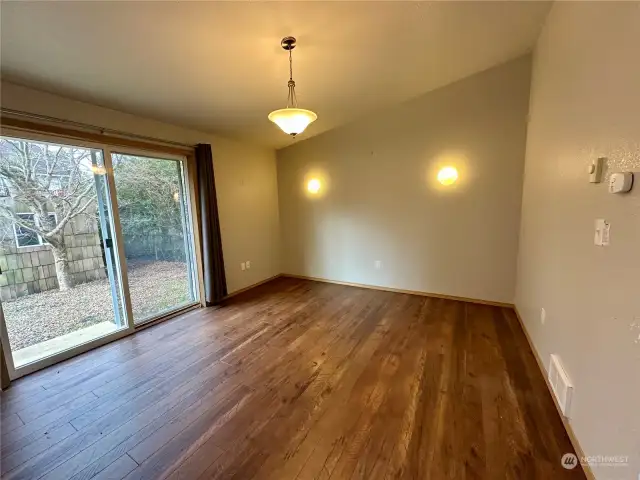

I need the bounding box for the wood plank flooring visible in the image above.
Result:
[0,277,586,479]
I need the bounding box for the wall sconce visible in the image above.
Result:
[437,166,458,186]
[90,164,106,175]
[307,178,321,194]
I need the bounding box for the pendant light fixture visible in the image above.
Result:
[268,36,317,137]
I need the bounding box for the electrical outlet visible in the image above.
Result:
[375,260,382,270]
[246,261,251,269]
[541,308,546,325]
[241,262,246,271]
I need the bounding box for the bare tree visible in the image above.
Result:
[111,154,184,260]
[0,138,97,290]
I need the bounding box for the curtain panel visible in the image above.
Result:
[195,144,227,305]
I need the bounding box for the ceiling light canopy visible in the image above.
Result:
[268,37,317,137]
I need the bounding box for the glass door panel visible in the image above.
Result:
[111,152,198,324]
[0,136,127,368]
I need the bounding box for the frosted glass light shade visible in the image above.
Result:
[268,108,317,136]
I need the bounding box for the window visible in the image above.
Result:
[46,175,69,197]
[13,212,57,248]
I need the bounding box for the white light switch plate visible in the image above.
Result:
[594,219,611,246]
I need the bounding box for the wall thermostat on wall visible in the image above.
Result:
[608,172,634,194]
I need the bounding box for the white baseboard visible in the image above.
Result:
[281,273,514,308]
[513,306,594,480]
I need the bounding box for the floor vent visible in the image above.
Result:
[549,354,573,418]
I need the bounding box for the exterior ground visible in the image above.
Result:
[3,260,190,350]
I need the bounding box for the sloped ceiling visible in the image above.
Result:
[0,1,551,148]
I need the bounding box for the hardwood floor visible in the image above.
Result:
[0,277,585,479]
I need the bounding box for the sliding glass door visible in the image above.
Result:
[111,152,198,324]
[0,133,200,378]
[0,136,127,370]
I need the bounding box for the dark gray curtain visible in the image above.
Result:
[1,344,10,390]
[196,144,227,305]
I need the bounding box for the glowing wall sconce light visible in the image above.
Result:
[437,166,458,186]
[307,178,321,194]
[90,164,106,175]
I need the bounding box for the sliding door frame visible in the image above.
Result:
[0,127,204,380]
[102,146,135,329]
[108,146,204,327]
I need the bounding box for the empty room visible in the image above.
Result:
[0,2,638,479]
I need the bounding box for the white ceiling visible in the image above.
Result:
[0,1,551,149]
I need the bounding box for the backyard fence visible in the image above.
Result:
[122,233,186,262]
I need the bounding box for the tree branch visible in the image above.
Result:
[43,183,96,237]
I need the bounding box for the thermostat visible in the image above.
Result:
[608,172,634,194]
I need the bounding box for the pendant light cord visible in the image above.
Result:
[286,47,298,108]
[289,48,293,81]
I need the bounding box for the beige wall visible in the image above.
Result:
[515,3,640,478]
[277,57,531,304]
[212,136,280,293]
[0,82,281,294]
